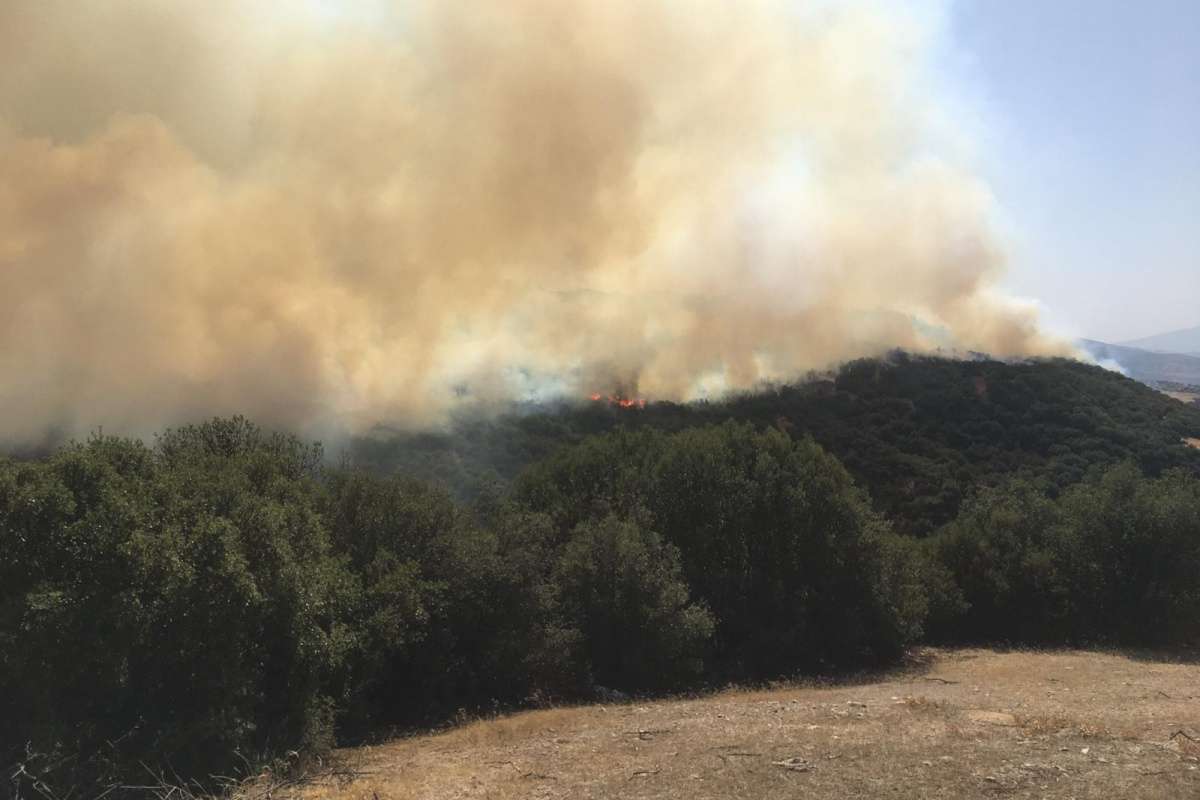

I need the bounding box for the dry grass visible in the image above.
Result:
[257,649,1200,799]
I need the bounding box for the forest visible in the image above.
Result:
[353,354,1200,534]
[4,355,1200,794]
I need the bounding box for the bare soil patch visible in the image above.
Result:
[264,649,1200,799]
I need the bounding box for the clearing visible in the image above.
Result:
[272,648,1200,799]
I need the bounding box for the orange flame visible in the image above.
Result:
[588,393,646,409]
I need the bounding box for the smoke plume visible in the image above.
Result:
[0,0,1065,443]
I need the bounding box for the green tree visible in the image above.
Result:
[518,422,929,677]
[1059,463,1200,645]
[554,514,713,691]
[930,481,1072,642]
[0,420,351,791]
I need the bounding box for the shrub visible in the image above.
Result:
[929,481,1073,642]
[519,422,930,677]
[9,412,1196,796]
[930,463,1200,648]
[554,514,713,691]
[1058,463,1200,645]
[0,420,351,792]
[323,473,577,730]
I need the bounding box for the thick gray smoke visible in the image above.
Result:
[0,0,1066,443]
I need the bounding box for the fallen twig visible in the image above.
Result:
[624,728,672,740]
[520,771,554,780]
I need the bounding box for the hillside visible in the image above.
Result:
[7,364,1200,796]
[277,648,1200,800]
[1120,324,1200,357]
[1079,340,1200,388]
[351,355,1200,535]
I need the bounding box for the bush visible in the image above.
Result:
[1057,464,1200,645]
[928,481,1072,642]
[323,473,578,731]
[519,422,930,677]
[930,463,1200,648]
[554,514,713,691]
[0,419,351,792]
[7,411,1196,795]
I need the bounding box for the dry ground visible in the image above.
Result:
[267,649,1200,800]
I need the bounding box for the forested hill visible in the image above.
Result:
[351,354,1200,535]
[8,356,1200,794]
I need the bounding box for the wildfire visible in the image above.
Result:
[589,393,646,409]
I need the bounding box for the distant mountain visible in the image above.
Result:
[1119,325,1200,357]
[1079,339,1200,387]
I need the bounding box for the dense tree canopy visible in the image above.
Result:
[351,355,1200,535]
[1,420,348,789]
[516,423,928,675]
[4,357,1200,795]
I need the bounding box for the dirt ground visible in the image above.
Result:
[267,648,1200,800]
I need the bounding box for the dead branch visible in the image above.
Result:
[624,728,672,740]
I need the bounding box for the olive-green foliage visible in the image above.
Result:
[929,481,1074,642]
[930,463,1200,647]
[554,514,714,691]
[518,422,929,677]
[1058,464,1200,645]
[5,384,1199,795]
[322,471,579,730]
[323,471,712,718]
[0,418,351,790]
[350,356,1200,536]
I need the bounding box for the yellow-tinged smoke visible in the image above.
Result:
[0,0,1065,443]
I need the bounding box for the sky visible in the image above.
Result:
[299,0,1199,345]
[1,0,1195,443]
[947,0,1199,343]
[305,0,1200,345]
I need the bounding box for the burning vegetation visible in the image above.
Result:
[589,392,647,409]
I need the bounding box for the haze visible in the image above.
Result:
[8,1,1188,442]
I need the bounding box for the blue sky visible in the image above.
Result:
[948,0,1199,342]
